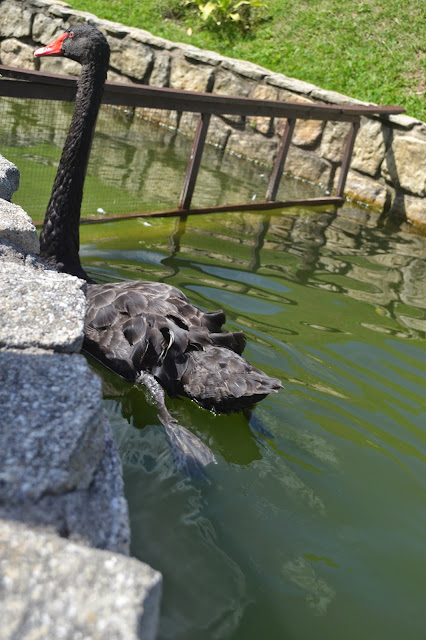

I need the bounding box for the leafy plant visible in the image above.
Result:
[185,0,266,33]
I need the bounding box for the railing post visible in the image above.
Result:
[335,119,360,198]
[266,118,296,202]
[178,112,211,210]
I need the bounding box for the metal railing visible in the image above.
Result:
[0,64,404,220]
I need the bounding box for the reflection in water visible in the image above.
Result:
[84,206,426,640]
[88,207,426,639]
[106,206,426,340]
[109,410,249,640]
[283,555,336,614]
[3,98,426,639]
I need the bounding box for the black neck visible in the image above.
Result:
[40,60,107,282]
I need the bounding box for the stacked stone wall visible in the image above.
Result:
[0,0,425,227]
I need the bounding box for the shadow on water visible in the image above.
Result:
[3,98,426,640]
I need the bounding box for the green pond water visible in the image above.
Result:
[83,212,426,640]
[4,99,426,639]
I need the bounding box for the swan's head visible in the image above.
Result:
[34,24,110,66]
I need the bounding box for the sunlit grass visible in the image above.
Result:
[67,0,425,120]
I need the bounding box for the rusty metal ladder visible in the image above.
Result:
[0,64,403,221]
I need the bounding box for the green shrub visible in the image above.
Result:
[184,0,266,34]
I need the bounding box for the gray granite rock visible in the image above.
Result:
[63,422,131,553]
[0,410,131,554]
[150,51,171,87]
[0,237,44,269]
[182,44,223,66]
[39,55,81,76]
[340,169,389,212]
[32,11,67,43]
[265,72,318,94]
[386,113,423,130]
[388,135,426,197]
[0,259,86,352]
[389,193,426,227]
[100,19,132,39]
[221,56,268,81]
[320,121,352,163]
[0,350,105,502]
[213,68,252,97]
[286,145,332,187]
[226,129,278,164]
[114,36,154,81]
[309,86,369,106]
[170,56,214,92]
[0,199,39,254]
[0,155,20,201]
[0,518,162,640]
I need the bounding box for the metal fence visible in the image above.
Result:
[0,64,404,221]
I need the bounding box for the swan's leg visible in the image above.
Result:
[135,371,216,476]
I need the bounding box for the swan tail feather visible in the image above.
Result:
[136,371,216,477]
[162,421,216,478]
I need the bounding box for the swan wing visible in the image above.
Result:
[84,282,240,381]
[182,347,282,412]
[84,282,280,411]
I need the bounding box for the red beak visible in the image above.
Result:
[34,32,70,57]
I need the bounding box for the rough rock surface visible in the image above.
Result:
[0,156,20,201]
[286,146,332,187]
[351,118,388,177]
[0,259,86,352]
[0,198,39,254]
[0,1,32,38]
[0,237,43,268]
[0,352,130,553]
[0,37,36,68]
[320,121,352,163]
[390,194,426,227]
[0,518,162,640]
[0,350,105,501]
[341,169,390,211]
[170,56,214,92]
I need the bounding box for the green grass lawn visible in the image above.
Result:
[68,0,425,120]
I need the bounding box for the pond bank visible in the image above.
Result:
[0,154,162,640]
[0,0,425,227]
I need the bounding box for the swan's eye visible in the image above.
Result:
[68,31,74,38]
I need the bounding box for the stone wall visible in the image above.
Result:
[0,0,425,227]
[0,153,162,639]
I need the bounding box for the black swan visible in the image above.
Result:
[34,25,282,473]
